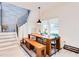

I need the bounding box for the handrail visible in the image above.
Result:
[16,24,18,36]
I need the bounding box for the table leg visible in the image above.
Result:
[43,47,46,57]
[36,49,42,57]
[56,38,61,50]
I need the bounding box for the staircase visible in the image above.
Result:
[0,32,18,50]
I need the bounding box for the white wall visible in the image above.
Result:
[58,3,79,48]
[18,8,38,38]
[10,2,79,48]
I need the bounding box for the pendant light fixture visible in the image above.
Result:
[37,7,41,23]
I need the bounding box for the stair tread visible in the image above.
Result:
[0,44,18,51]
[0,42,17,48]
[0,41,17,45]
[0,35,16,39]
[0,32,16,36]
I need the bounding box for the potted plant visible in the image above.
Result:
[2,24,8,32]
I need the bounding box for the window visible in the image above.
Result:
[41,18,59,38]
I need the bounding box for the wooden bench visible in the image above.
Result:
[24,38,46,57]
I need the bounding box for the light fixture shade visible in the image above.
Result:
[37,19,41,23]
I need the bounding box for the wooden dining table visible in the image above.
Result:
[28,33,61,56]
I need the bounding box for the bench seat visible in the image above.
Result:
[24,38,46,57]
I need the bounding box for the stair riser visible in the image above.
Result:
[0,39,17,43]
[0,33,16,36]
[0,44,18,51]
[0,32,16,35]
